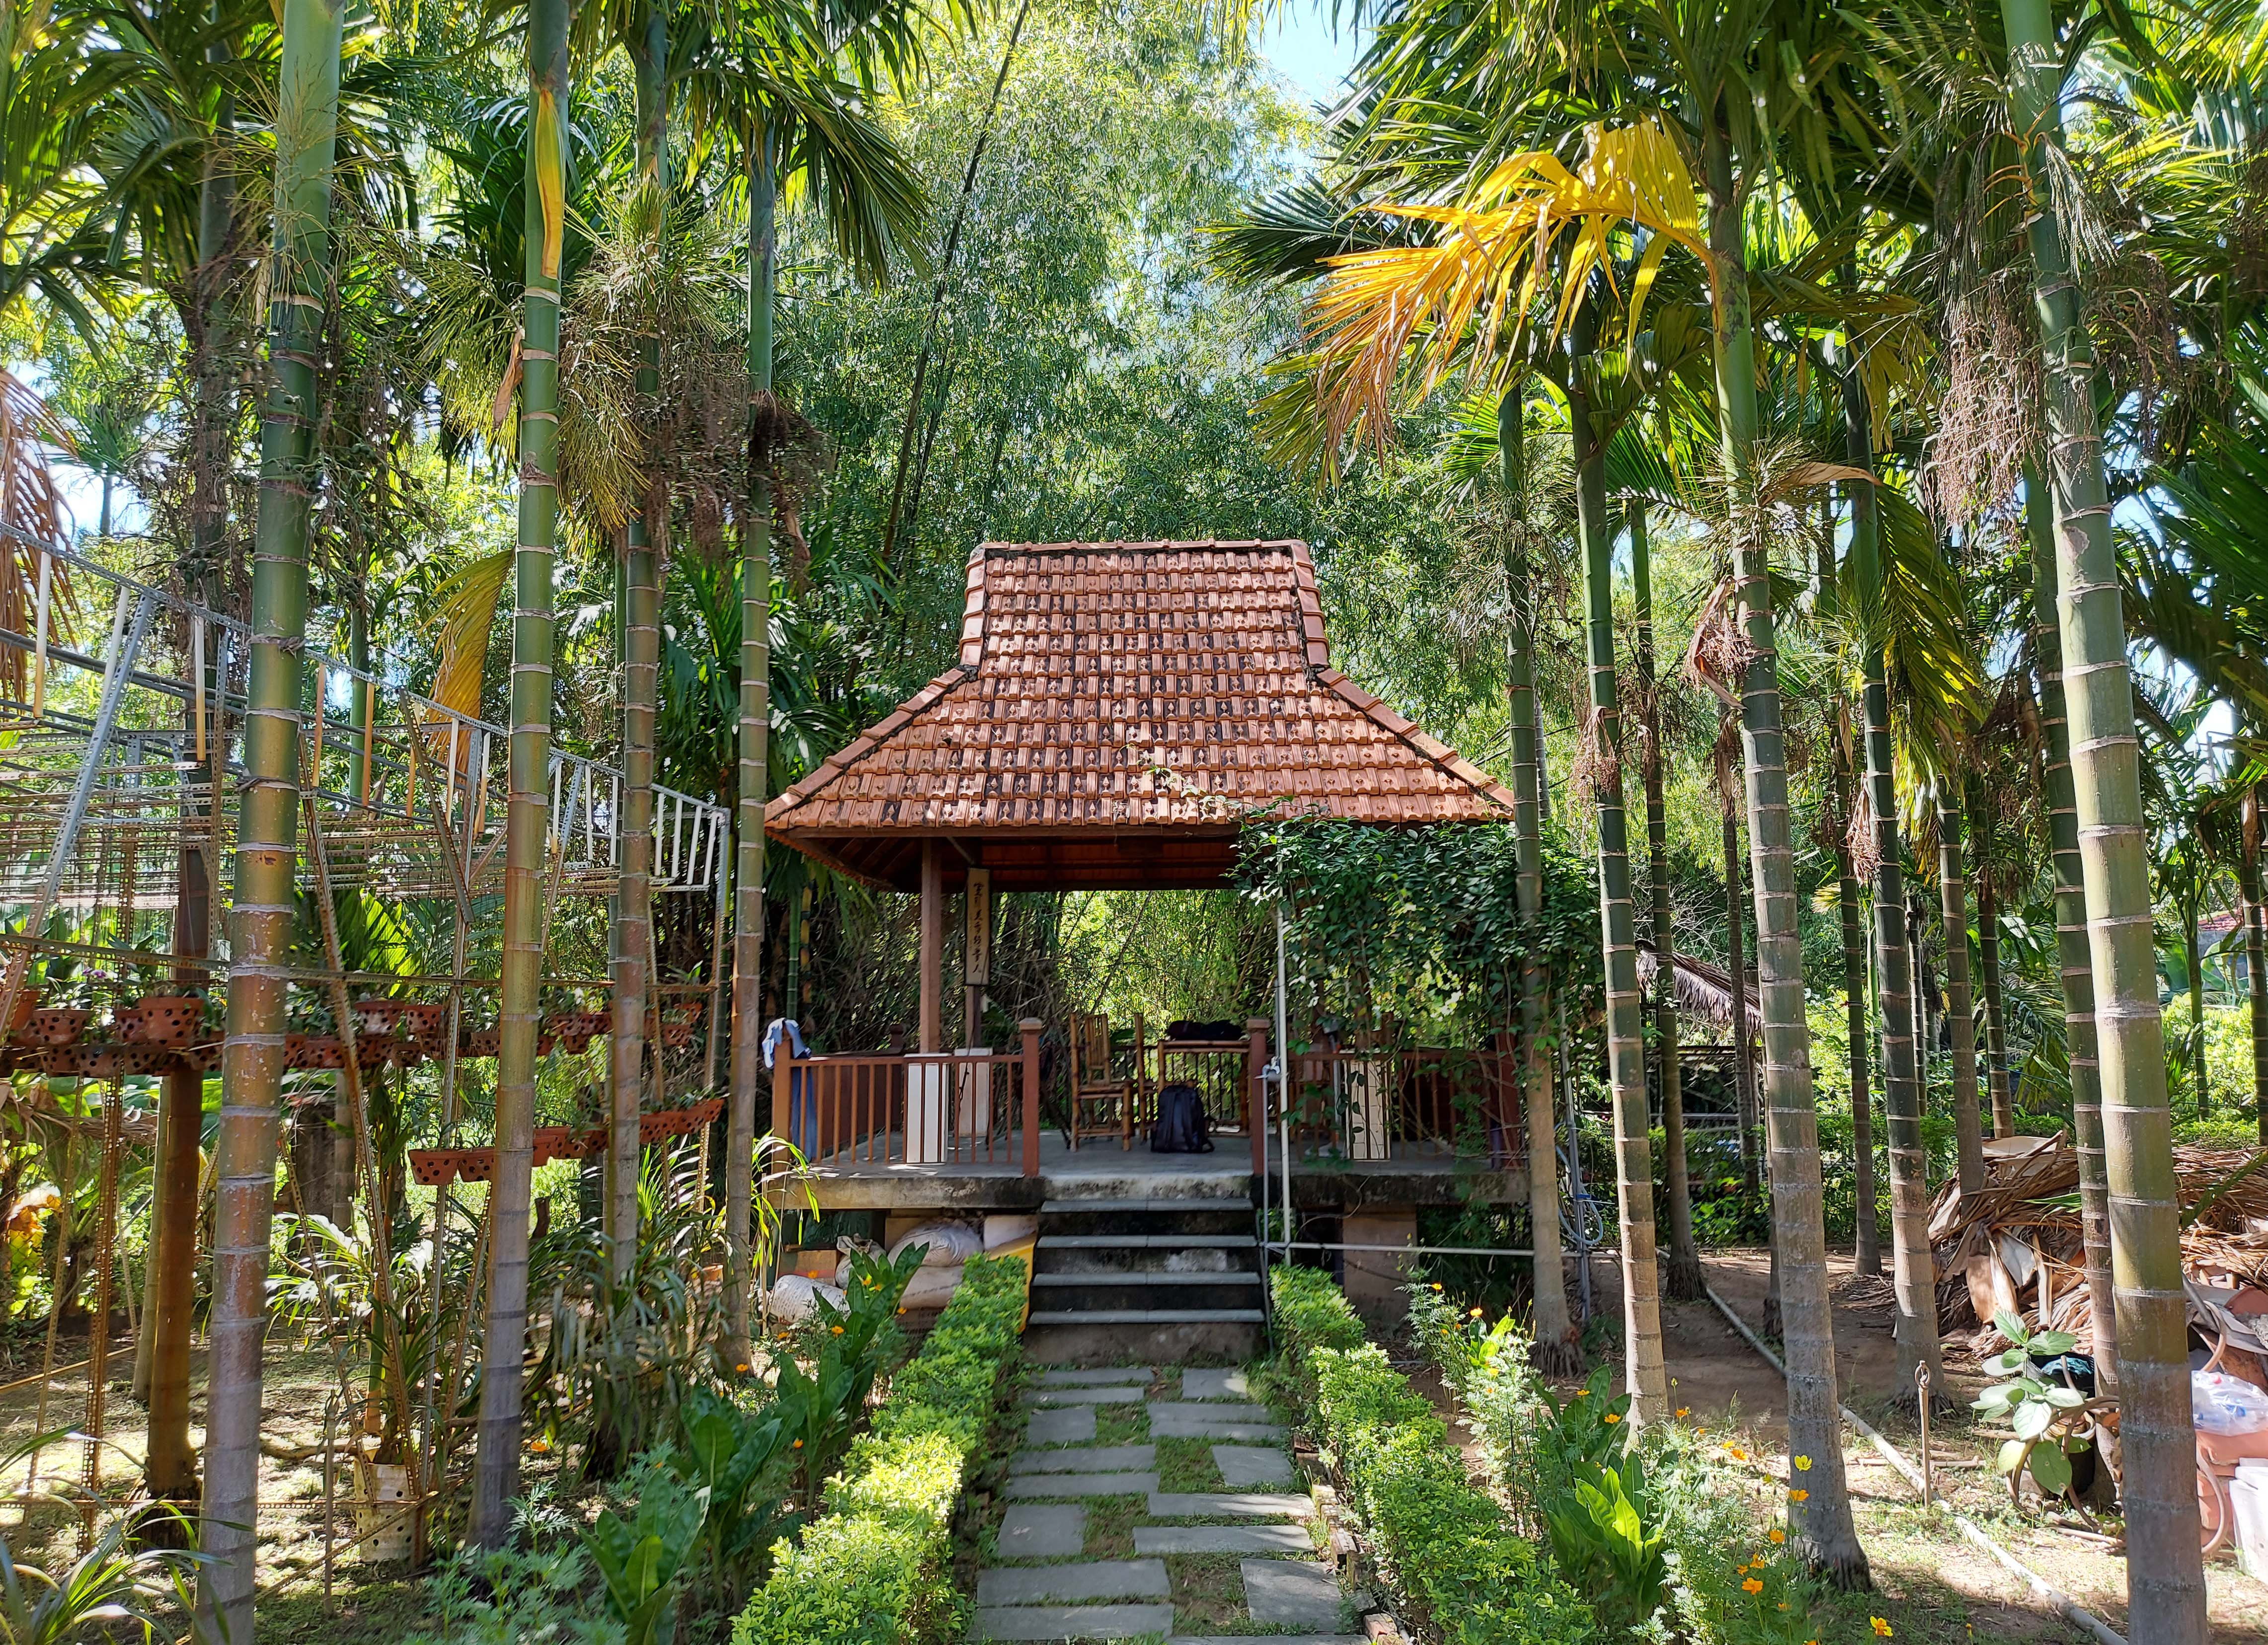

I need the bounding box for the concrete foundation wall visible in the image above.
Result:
[1340,1208,1418,1323]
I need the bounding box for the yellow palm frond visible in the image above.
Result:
[1305,118,1715,462]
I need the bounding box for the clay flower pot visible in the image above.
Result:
[397,1004,448,1051]
[5,988,40,1033]
[286,1034,346,1070]
[464,1028,501,1058]
[23,1008,91,1047]
[408,1147,497,1187]
[127,995,200,1048]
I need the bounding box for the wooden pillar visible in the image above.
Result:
[1020,1017,1042,1177]
[963,866,991,1047]
[918,840,943,1053]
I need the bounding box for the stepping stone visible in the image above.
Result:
[997,1503,1085,1559]
[1148,1406,1286,1442]
[1010,1444,1156,1474]
[1243,1559,1346,1629]
[1168,1638,1363,1645]
[1038,1366,1156,1386]
[1148,1492,1312,1520]
[1025,1405,1097,1445]
[1132,1524,1313,1555]
[969,1603,1176,1641]
[1004,1471,1160,1499]
[975,1559,1169,1605]
[1212,1445,1293,1488]
[1025,1386,1144,1406]
[1151,1399,1270,1422]
[1181,1368,1251,1401]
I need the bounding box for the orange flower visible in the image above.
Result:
[831,1324,844,1335]
[1603,1412,1621,1425]
[1675,1407,1690,1418]
[1871,1621,1893,1639]
[1726,1446,1748,1461]
[1768,1528,1785,1544]
[1742,1578,1764,1595]
[1737,1564,1750,1576]
[1789,1489,1808,1502]
[792,1439,803,1449]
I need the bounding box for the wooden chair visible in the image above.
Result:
[1069,1011,1133,1150]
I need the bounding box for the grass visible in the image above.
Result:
[1155,1435,1217,1492]
[1081,1494,1147,1559]
[1093,1401,1147,1445]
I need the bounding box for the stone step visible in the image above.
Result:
[1167,1637,1363,1645]
[1035,1365,1158,1386]
[1148,1492,1312,1519]
[969,1603,1176,1641]
[1022,1384,1146,1406]
[1002,1471,1160,1499]
[1024,1311,1265,1368]
[974,1560,1169,1606]
[1037,1235,1255,1276]
[1038,1197,1252,1237]
[1009,1444,1157,1474]
[1032,1271,1262,1313]
[1132,1523,1313,1555]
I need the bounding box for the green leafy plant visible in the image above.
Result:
[0,1511,206,1645]
[1541,1449,1667,1630]
[670,1388,801,1604]
[1973,1309,2097,1504]
[772,1243,921,1499]
[583,1468,710,1645]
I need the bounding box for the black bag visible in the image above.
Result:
[1150,1081,1214,1153]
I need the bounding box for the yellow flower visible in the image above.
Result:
[1768,1528,1785,1544]
[1794,1455,1812,1472]
[1431,1283,1443,1291]
[1871,1621,1893,1639]
[1470,1306,1485,1318]
[1603,1412,1621,1425]
[1779,1602,1790,1612]
[1742,1578,1764,1595]
[831,1324,844,1335]
[1789,1489,1808,1502]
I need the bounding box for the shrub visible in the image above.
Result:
[1267,1269,1595,1645]
[732,1256,1026,1645]
[1406,1276,1822,1644]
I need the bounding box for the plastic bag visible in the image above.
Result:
[769,1273,846,1323]
[2192,1369,2268,1435]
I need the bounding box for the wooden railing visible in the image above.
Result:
[771,1018,1044,1175]
[1282,1038,1522,1166]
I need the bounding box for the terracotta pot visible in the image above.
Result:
[286,1034,345,1070]
[128,994,200,1047]
[5,988,40,1033]
[22,1008,90,1047]
[352,999,403,1038]
[532,1125,590,1165]
[464,1029,501,1057]
[660,1022,696,1047]
[397,1003,448,1049]
[408,1147,497,1187]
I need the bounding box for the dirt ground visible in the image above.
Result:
[1560,1247,2268,1644]
[0,1334,482,1643]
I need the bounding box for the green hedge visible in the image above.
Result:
[734,1257,1027,1645]
[1268,1268,1595,1645]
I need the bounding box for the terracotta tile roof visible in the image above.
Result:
[766,540,1514,890]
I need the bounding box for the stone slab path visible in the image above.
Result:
[970,1365,1363,1643]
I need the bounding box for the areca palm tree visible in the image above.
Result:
[688,0,932,1350]
[204,0,349,1623]
[2001,0,2206,1631]
[470,0,572,1552]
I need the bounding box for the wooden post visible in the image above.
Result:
[1246,1017,1270,1179]
[1020,1017,1042,1177]
[964,866,991,1047]
[918,841,943,1053]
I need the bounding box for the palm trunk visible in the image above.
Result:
[1501,392,1575,1373]
[2027,475,2117,1381]
[1706,115,1868,1583]
[1938,786,1985,1195]
[1719,776,1757,1196]
[1834,736,1880,1275]
[2006,3,2203,1628]
[610,0,667,1286]
[1844,334,1942,1401]
[1635,504,1700,1300]
[201,0,345,1629]
[149,77,235,1500]
[725,128,777,1354]
[2245,786,2268,1145]
[1972,782,2015,1138]
[2187,918,2206,1119]
[1910,894,1934,1103]
[469,0,568,1547]
[1569,306,1666,1419]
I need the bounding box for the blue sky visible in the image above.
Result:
[1257,9,1363,109]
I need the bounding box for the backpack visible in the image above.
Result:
[1150,1081,1214,1154]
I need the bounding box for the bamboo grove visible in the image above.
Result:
[5,0,2268,1642]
